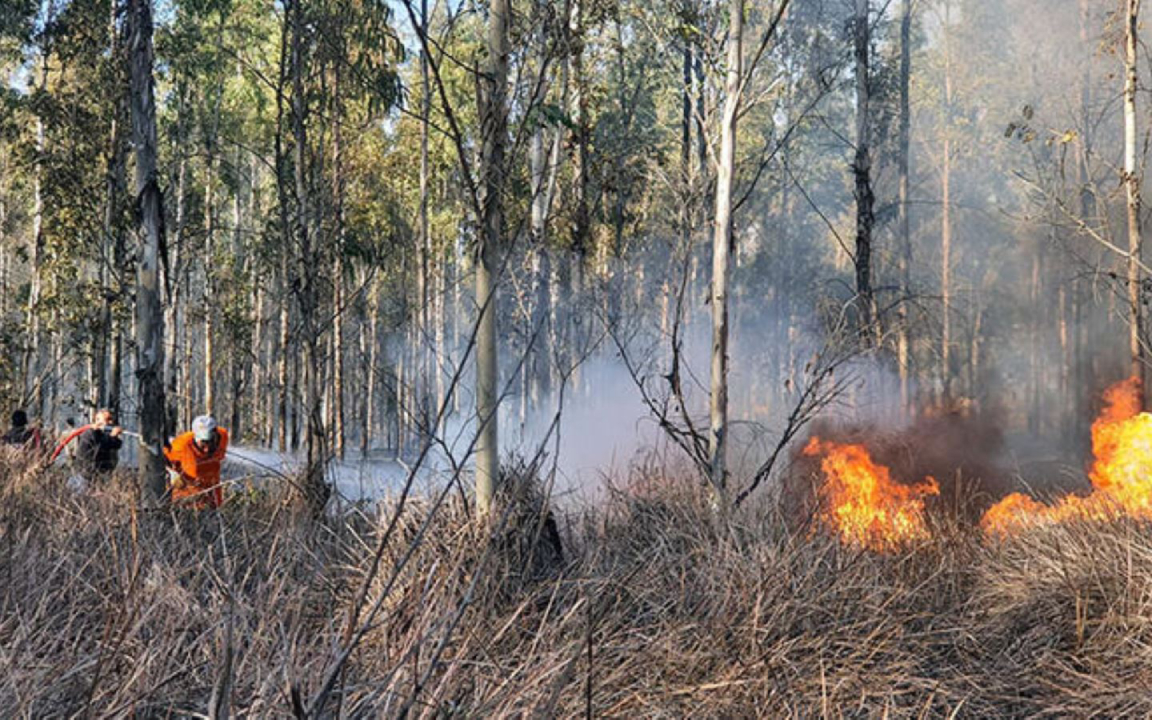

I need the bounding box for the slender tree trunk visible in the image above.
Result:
[290,0,326,506]
[109,269,125,418]
[708,0,743,499]
[969,300,983,397]
[417,0,434,440]
[252,282,264,440]
[127,0,168,503]
[1036,245,1046,433]
[1074,0,1094,447]
[96,4,126,411]
[529,37,557,414]
[204,154,216,414]
[332,66,347,459]
[571,0,591,290]
[681,31,693,252]
[363,280,380,454]
[24,5,52,410]
[1125,0,1144,399]
[475,0,510,517]
[853,0,876,344]
[332,267,344,456]
[1059,282,1070,440]
[897,0,912,414]
[290,351,300,451]
[164,136,186,436]
[395,340,405,455]
[274,13,291,453]
[435,250,447,414]
[277,254,290,451]
[940,0,953,401]
[230,145,246,440]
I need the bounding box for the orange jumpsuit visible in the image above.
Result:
[164,428,229,508]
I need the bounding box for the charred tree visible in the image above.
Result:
[126,0,168,503]
[853,0,876,346]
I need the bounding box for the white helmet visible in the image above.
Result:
[192,415,218,443]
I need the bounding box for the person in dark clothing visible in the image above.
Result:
[3,410,42,453]
[73,408,123,480]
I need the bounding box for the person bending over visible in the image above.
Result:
[165,415,229,509]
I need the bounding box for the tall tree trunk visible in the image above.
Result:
[230,145,246,440]
[109,242,126,417]
[476,0,510,517]
[528,20,558,414]
[681,28,693,252]
[417,0,433,440]
[940,0,953,402]
[708,0,743,499]
[127,0,168,503]
[897,0,912,414]
[853,0,876,344]
[274,12,291,453]
[164,157,185,431]
[362,279,380,454]
[24,3,52,411]
[395,339,405,454]
[203,154,216,414]
[570,0,590,293]
[96,2,125,411]
[435,247,447,414]
[1074,0,1094,447]
[1125,0,1144,399]
[1036,244,1046,428]
[291,0,326,507]
[332,266,344,456]
[332,65,347,460]
[252,283,264,441]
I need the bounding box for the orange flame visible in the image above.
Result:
[803,437,940,551]
[981,376,1152,535]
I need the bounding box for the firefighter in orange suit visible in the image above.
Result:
[165,414,229,509]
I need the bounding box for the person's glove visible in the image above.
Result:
[167,466,185,491]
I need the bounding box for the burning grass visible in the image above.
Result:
[802,437,939,551]
[983,376,1152,534]
[5,457,1152,716]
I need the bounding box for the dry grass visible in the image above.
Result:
[3,458,1152,718]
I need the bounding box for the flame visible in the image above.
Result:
[803,437,940,551]
[982,376,1152,535]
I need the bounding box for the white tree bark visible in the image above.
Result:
[708,0,743,499]
[1126,0,1144,397]
[897,0,912,414]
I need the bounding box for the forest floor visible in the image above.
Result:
[2,456,1151,717]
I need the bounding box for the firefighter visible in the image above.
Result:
[3,409,42,455]
[71,409,123,484]
[165,414,229,509]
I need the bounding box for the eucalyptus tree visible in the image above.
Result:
[127,0,168,502]
[1123,0,1142,399]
